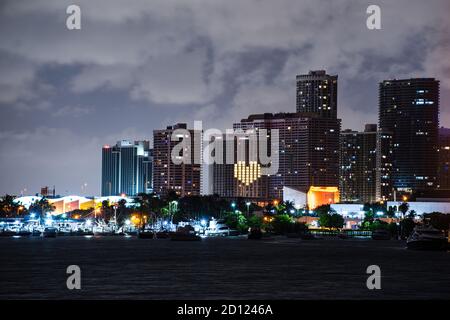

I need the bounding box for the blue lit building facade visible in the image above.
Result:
[101,140,153,196]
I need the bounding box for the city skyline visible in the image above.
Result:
[1,0,449,195]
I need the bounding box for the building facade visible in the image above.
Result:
[339,124,378,203]
[437,127,450,189]
[153,123,201,197]
[296,70,338,118]
[379,78,440,194]
[376,130,393,201]
[212,112,341,201]
[101,140,153,196]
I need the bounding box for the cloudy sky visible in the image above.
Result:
[0,0,449,195]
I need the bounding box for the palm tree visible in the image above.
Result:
[407,210,416,219]
[101,200,112,220]
[398,202,409,218]
[398,201,409,240]
[29,198,55,223]
[0,194,18,217]
[284,200,296,215]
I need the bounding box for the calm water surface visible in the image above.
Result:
[0,236,449,299]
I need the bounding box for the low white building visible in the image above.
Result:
[330,204,365,219]
[283,186,307,209]
[387,201,450,215]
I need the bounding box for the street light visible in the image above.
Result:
[231,202,236,209]
[246,202,251,216]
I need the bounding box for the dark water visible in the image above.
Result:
[0,236,449,299]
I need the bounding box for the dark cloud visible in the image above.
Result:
[0,0,449,195]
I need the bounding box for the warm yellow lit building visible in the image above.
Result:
[307,186,340,209]
[283,186,339,210]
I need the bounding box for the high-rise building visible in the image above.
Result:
[153,123,201,196]
[437,127,450,189]
[379,78,440,194]
[340,124,378,203]
[212,112,340,200]
[101,140,153,196]
[376,130,393,201]
[211,135,236,198]
[296,70,338,118]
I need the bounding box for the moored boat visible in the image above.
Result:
[138,230,155,239]
[407,225,448,250]
[43,227,57,238]
[16,229,32,237]
[0,230,16,237]
[170,225,201,241]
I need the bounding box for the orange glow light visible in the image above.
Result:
[307,186,339,210]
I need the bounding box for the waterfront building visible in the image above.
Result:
[339,124,378,203]
[296,70,338,118]
[212,112,340,201]
[153,123,201,196]
[376,130,394,201]
[379,78,440,194]
[437,127,450,189]
[101,140,153,196]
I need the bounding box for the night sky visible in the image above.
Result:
[0,0,449,195]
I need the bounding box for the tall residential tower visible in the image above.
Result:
[379,78,439,194]
[153,123,201,196]
[296,70,338,118]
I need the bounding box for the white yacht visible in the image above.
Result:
[407,225,448,250]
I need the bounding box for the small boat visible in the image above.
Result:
[43,227,57,238]
[138,230,155,239]
[16,229,32,237]
[170,225,201,241]
[0,230,16,237]
[74,230,94,236]
[372,229,391,240]
[170,233,201,241]
[407,225,448,251]
[156,231,171,239]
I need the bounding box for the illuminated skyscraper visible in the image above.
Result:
[212,112,340,201]
[379,78,439,194]
[340,124,378,203]
[101,140,153,196]
[153,123,201,196]
[296,70,338,118]
[437,127,450,190]
[376,130,393,201]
